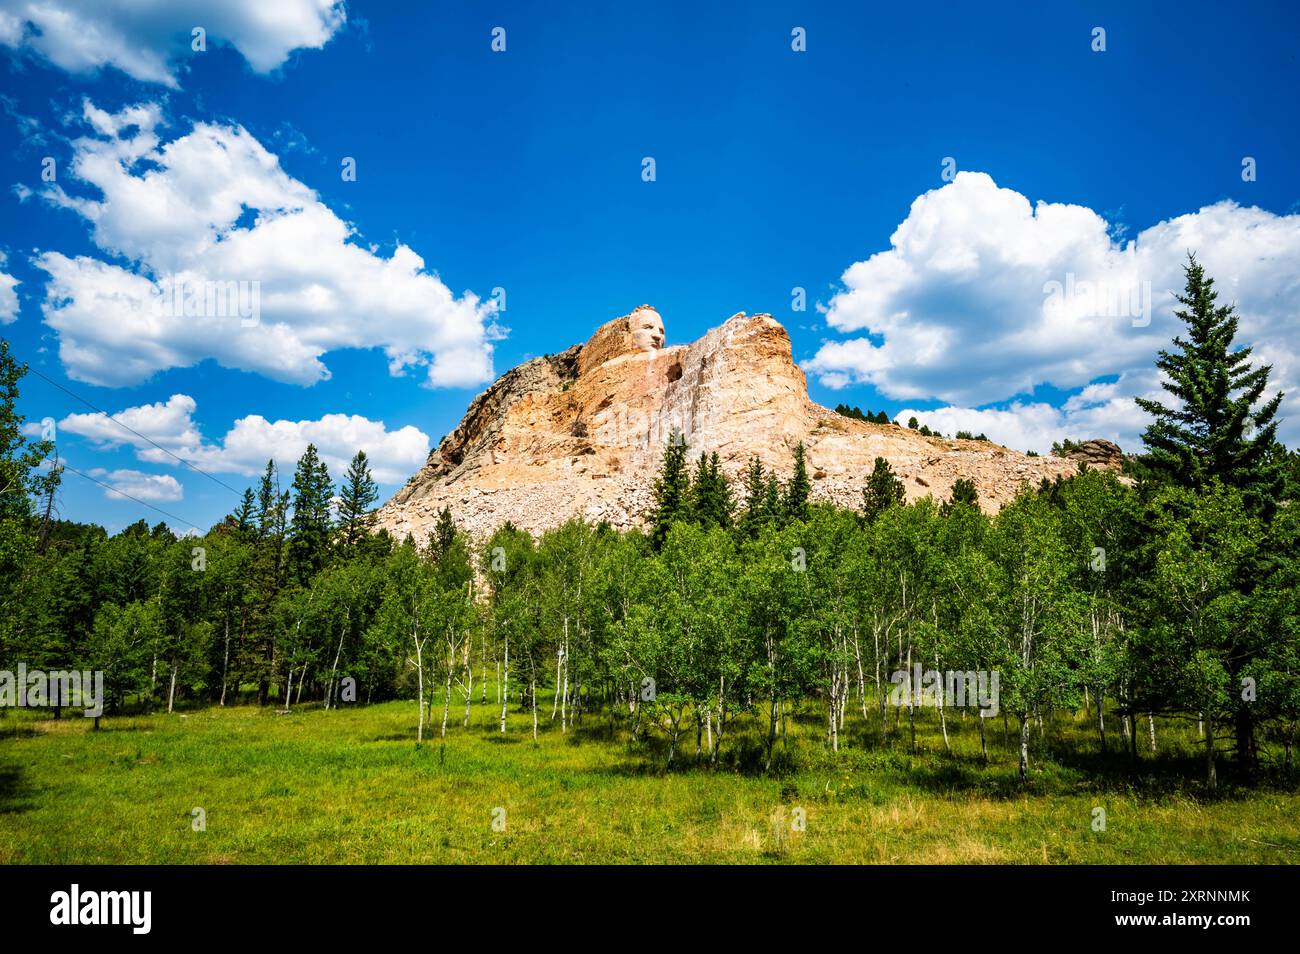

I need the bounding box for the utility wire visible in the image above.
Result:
[56,460,207,534]
[22,362,244,498]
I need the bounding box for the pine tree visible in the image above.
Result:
[249,460,288,705]
[338,450,379,557]
[861,456,905,523]
[233,488,256,541]
[650,429,689,548]
[288,444,333,585]
[4,344,75,692]
[1135,254,1285,514]
[430,505,457,561]
[0,339,53,524]
[763,474,782,526]
[740,456,769,538]
[690,451,732,529]
[941,477,979,516]
[784,442,812,522]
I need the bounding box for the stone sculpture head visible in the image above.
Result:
[629,307,665,352]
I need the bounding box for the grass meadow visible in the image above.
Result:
[3,690,1298,864]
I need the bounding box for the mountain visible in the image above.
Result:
[374,306,1079,539]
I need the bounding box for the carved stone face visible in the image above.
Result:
[629,308,665,351]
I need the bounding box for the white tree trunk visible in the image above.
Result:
[1018,714,1030,781]
[499,637,510,733]
[219,617,230,707]
[413,612,425,743]
[326,609,347,709]
[560,618,570,732]
[441,639,454,739]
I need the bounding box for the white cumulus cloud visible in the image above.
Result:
[35,101,497,389]
[806,172,1300,450]
[0,250,17,322]
[59,393,431,485]
[87,467,184,503]
[895,369,1162,455]
[0,0,346,87]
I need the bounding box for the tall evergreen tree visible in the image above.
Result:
[861,456,905,523]
[430,505,457,561]
[338,450,379,557]
[288,444,334,585]
[763,474,782,525]
[1135,254,1285,513]
[740,456,771,538]
[232,488,256,540]
[690,451,733,529]
[250,460,288,705]
[784,442,811,522]
[0,341,57,672]
[650,429,689,548]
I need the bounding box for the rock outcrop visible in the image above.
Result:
[1061,438,1126,473]
[376,307,1082,540]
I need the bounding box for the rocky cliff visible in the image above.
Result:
[375,306,1081,540]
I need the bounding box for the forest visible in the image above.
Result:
[2,258,1298,794]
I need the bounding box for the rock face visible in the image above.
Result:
[1061,438,1126,472]
[376,307,1081,540]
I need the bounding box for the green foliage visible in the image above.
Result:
[740,456,778,539]
[288,444,333,585]
[783,442,811,522]
[650,429,690,549]
[834,403,891,425]
[941,477,980,515]
[1135,254,1286,514]
[861,456,905,523]
[0,339,60,672]
[232,488,256,541]
[430,505,457,561]
[337,450,378,557]
[689,451,733,529]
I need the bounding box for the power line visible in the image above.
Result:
[21,362,245,498]
[56,460,207,534]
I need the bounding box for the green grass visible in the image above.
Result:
[2,694,1297,864]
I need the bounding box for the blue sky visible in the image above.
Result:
[1,0,1298,533]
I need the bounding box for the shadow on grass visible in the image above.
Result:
[581,733,805,780]
[570,721,622,745]
[0,763,32,814]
